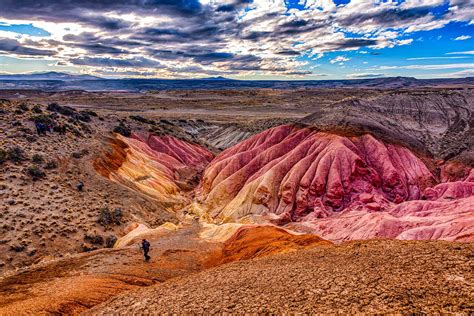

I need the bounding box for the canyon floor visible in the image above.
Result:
[0,88,473,314]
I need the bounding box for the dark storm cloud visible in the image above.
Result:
[0,38,55,56]
[71,56,162,68]
[319,38,380,52]
[285,70,313,75]
[72,43,126,55]
[338,7,433,28]
[277,50,301,56]
[0,0,457,76]
[0,0,204,22]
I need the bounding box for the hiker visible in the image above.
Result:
[35,123,46,135]
[76,181,84,191]
[141,239,151,261]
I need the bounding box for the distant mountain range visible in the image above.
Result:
[0,72,472,91]
[0,71,100,81]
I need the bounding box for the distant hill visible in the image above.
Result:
[0,71,101,81]
[0,74,472,91]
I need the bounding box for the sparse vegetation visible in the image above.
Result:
[84,233,104,245]
[25,166,46,180]
[47,102,93,122]
[31,154,44,164]
[130,115,155,124]
[30,114,55,126]
[113,123,131,137]
[72,149,89,159]
[44,160,58,169]
[98,207,123,228]
[31,105,42,113]
[7,146,27,163]
[19,103,29,111]
[0,148,7,164]
[105,235,117,248]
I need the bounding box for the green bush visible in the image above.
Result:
[7,146,27,163]
[113,123,131,137]
[0,148,7,164]
[98,207,123,228]
[44,160,58,169]
[25,166,46,180]
[32,154,44,164]
[19,103,29,111]
[31,105,42,113]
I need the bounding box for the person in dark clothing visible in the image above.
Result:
[141,239,151,261]
[35,123,46,135]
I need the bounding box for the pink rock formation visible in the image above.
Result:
[197,124,474,242]
[133,132,214,169]
[199,124,436,222]
[95,132,213,204]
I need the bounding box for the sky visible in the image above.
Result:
[0,0,473,80]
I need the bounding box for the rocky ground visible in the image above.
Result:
[89,240,474,314]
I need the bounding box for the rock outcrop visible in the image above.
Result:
[95,132,213,205]
[198,124,436,222]
[196,124,473,241]
[301,90,474,164]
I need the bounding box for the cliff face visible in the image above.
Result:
[301,90,474,164]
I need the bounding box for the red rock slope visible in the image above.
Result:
[197,124,473,241]
[95,132,213,205]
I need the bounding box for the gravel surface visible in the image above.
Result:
[89,240,474,314]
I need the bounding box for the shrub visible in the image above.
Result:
[130,115,155,124]
[44,160,58,169]
[30,114,55,126]
[113,123,131,137]
[105,235,117,248]
[47,103,76,116]
[84,234,104,245]
[0,149,7,164]
[25,166,46,180]
[112,208,123,225]
[31,105,42,113]
[82,110,98,117]
[19,103,29,111]
[31,154,44,164]
[7,146,27,163]
[71,149,89,159]
[25,135,37,143]
[98,208,123,228]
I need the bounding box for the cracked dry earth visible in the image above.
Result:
[89,240,474,314]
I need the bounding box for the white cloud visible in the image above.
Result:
[446,50,474,55]
[346,72,384,78]
[330,56,350,64]
[407,56,470,60]
[377,63,474,70]
[454,35,472,41]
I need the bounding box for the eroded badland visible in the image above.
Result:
[0,87,473,314]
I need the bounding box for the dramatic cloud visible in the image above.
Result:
[0,37,55,56]
[0,0,471,77]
